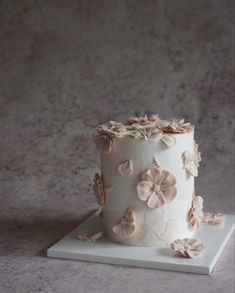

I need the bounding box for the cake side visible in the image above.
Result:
[92,115,202,247]
[101,132,195,246]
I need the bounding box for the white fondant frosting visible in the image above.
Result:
[100,130,195,247]
[92,115,202,247]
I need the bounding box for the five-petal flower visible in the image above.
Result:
[171,238,205,258]
[137,165,177,208]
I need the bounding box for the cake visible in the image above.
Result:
[90,115,225,254]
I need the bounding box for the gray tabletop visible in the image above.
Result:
[0,1,234,293]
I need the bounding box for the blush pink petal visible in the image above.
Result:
[158,170,176,188]
[137,181,152,201]
[147,193,163,208]
[161,187,177,203]
[149,166,161,183]
[141,169,154,182]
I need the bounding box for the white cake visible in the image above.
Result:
[92,115,203,247]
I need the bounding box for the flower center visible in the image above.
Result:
[152,184,161,193]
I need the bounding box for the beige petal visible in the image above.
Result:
[112,208,136,237]
[78,230,103,242]
[203,213,225,225]
[182,150,194,165]
[95,134,113,153]
[89,232,104,241]
[147,192,164,208]
[149,166,161,183]
[150,129,163,139]
[170,239,184,250]
[162,187,177,203]
[141,169,154,182]
[158,170,176,188]
[125,223,136,235]
[161,134,176,147]
[125,208,135,223]
[193,196,204,209]
[186,243,205,258]
[92,173,105,206]
[118,160,134,176]
[186,162,198,177]
[137,181,152,201]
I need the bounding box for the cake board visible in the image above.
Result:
[47,210,234,275]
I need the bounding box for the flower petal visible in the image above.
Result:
[171,238,204,259]
[147,192,164,208]
[149,166,161,183]
[95,134,113,153]
[158,170,176,188]
[137,181,152,201]
[125,208,135,223]
[118,160,133,176]
[141,169,154,182]
[182,150,194,164]
[150,129,163,139]
[113,208,136,237]
[186,162,198,177]
[161,187,177,203]
[202,213,225,225]
[161,134,176,148]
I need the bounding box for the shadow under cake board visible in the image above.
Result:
[47,210,234,274]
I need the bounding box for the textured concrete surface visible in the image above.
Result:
[0,1,234,292]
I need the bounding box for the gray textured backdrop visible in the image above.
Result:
[0,1,234,293]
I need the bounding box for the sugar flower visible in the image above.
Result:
[188,195,204,229]
[137,164,177,208]
[171,238,205,258]
[113,208,136,236]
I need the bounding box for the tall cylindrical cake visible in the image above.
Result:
[93,115,202,247]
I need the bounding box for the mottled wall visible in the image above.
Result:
[0,0,234,219]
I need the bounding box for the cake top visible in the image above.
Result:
[93,114,194,153]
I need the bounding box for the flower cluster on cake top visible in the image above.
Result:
[93,114,194,153]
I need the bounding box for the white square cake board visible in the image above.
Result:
[47,210,234,274]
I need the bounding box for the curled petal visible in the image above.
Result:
[141,169,154,182]
[161,134,176,148]
[124,208,135,223]
[183,150,194,165]
[113,222,136,236]
[78,230,103,242]
[113,208,136,237]
[193,195,203,209]
[137,181,152,201]
[94,134,113,153]
[203,213,225,225]
[185,162,198,177]
[92,173,105,206]
[149,129,163,139]
[188,195,204,229]
[118,160,134,176]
